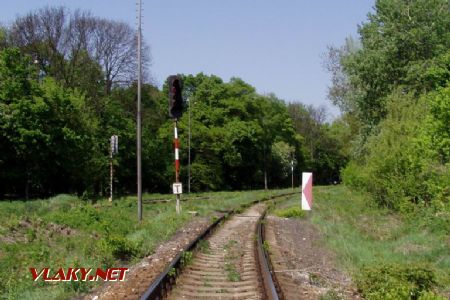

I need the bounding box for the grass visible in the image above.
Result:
[223,239,241,282]
[225,262,241,282]
[180,251,193,267]
[197,240,211,254]
[0,188,291,299]
[274,185,450,299]
[319,290,343,300]
[273,206,305,218]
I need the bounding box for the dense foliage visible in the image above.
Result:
[288,103,352,184]
[0,46,166,198]
[357,264,444,300]
[0,6,352,198]
[328,0,450,211]
[165,74,303,190]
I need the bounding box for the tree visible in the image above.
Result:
[10,7,68,82]
[288,103,349,184]
[0,25,7,50]
[9,6,151,94]
[271,141,295,182]
[323,37,360,113]
[105,83,167,193]
[92,18,151,94]
[0,48,97,197]
[158,73,300,191]
[334,0,450,126]
[1,7,160,198]
[288,103,326,161]
[333,0,450,210]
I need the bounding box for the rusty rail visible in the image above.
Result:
[140,192,295,300]
[256,210,282,300]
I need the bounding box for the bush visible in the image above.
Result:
[100,235,137,260]
[274,206,305,218]
[341,161,369,190]
[343,91,449,211]
[356,264,441,300]
[189,161,224,191]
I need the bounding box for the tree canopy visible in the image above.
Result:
[1,6,352,199]
[327,0,450,210]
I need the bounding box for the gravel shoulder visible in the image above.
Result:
[81,215,221,300]
[265,215,360,300]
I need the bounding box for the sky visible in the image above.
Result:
[0,0,374,119]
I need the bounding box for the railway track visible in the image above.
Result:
[140,193,294,300]
[166,203,266,299]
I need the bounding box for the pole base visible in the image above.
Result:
[176,194,181,214]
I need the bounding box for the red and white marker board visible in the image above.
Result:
[301,172,313,210]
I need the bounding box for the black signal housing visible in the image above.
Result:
[168,75,183,119]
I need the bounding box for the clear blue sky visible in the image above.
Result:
[0,0,374,119]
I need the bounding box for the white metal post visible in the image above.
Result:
[109,147,113,202]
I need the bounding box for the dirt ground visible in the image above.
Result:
[265,215,360,300]
[81,215,221,300]
[0,218,77,244]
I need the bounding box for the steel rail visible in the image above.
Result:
[140,214,224,300]
[256,210,283,300]
[140,192,295,300]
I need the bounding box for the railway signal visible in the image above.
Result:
[109,135,118,202]
[110,135,118,155]
[167,75,183,214]
[168,75,183,119]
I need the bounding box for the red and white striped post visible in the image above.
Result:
[301,172,313,210]
[174,121,181,214]
[167,75,183,214]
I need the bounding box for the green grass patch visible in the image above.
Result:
[0,188,290,299]
[273,206,305,218]
[197,240,211,254]
[319,290,343,300]
[180,251,193,267]
[274,185,449,299]
[225,262,241,282]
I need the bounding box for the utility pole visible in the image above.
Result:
[188,97,191,194]
[136,0,142,222]
[291,159,294,190]
[263,144,268,190]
